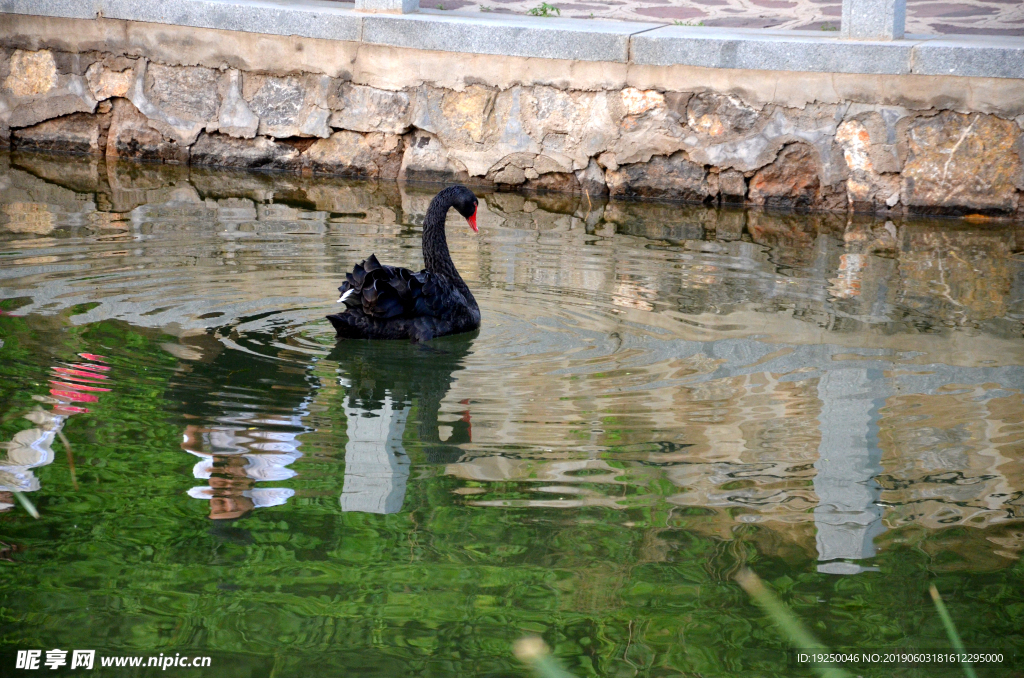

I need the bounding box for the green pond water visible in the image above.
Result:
[0,153,1023,677]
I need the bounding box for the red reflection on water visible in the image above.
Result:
[53,405,90,415]
[49,389,100,403]
[52,367,108,381]
[73,363,111,373]
[460,398,472,441]
[46,356,115,417]
[48,380,111,393]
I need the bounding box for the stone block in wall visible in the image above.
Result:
[399,130,469,183]
[214,70,259,140]
[901,111,1021,214]
[718,169,747,202]
[605,152,709,202]
[328,83,411,135]
[86,59,135,101]
[486,152,573,186]
[412,85,542,178]
[436,85,497,146]
[842,106,906,172]
[748,144,821,210]
[606,87,689,167]
[12,112,109,155]
[688,104,844,189]
[575,159,608,197]
[190,132,303,172]
[244,74,331,139]
[3,49,97,130]
[124,60,206,146]
[304,131,404,179]
[522,87,618,171]
[5,49,59,97]
[143,62,220,128]
[836,117,901,211]
[105,98,189,164]
[686,93,762,139]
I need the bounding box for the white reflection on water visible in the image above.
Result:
[183,421,303,520]
[338,387,411,515]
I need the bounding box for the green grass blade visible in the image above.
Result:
[929,585,978,678]
[736,569,851,678]
[13,491,40,519]
[514,637,578,678]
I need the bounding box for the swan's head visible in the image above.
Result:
[451,186,479,233]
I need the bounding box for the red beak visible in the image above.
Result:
[467,207,478,233]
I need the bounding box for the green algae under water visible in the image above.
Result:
[0,153,1023,677]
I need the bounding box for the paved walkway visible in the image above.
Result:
[427,0,1024,36]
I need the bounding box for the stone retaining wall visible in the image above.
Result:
[2,13,1023,218]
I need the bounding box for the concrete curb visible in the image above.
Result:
[102,0,363,42]
[1,0,1022,78]
[0,0,102,20]
[363,11,662,63]
[911,36,1024,79]
[630,27,921,76]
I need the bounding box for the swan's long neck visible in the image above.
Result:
[422,189,476,307]
[422,189,459,277]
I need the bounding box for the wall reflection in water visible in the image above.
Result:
[183,423,301,520]
[1,151,1022,573]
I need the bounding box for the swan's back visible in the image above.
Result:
[327,254,479,342]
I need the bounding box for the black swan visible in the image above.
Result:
[327,185,481,342]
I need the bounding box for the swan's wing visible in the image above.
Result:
[336,254,374,304]
[337,255,470,321]
[336,254,422,319]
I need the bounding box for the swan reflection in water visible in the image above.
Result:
[328,332,475,515]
